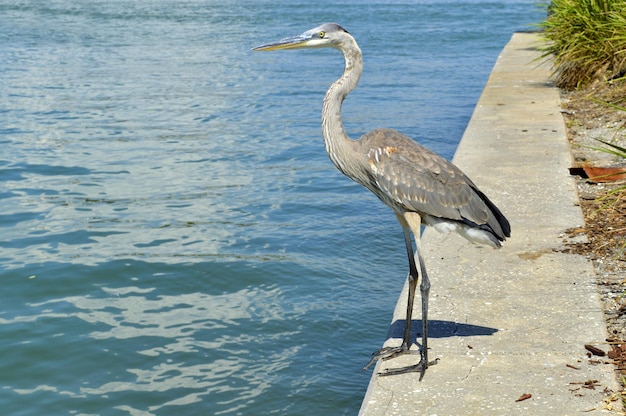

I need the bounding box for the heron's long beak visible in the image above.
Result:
[253,35,310,51]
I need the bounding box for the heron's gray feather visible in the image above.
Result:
[358,128,507,240]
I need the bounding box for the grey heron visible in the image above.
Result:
[254,23,510,380]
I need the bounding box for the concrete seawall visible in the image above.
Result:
[359,32,619,415]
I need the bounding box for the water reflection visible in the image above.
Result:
[0,152,264,268]
[3,272,301,415]
[0,2,273,270]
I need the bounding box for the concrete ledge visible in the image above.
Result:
[359,32,619,415]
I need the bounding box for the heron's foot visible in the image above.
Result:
[379,357,440,381]
[362,345,418,371]
[363,344,439,381]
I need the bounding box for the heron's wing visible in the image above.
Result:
[362,129,505,235]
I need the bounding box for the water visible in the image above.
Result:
[0,1,545,414]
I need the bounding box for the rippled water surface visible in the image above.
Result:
[1,1,544,414]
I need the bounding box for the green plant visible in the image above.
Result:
[539,0,626,89]
[584,97,626,180]
[588,96,626,114]
[590,137,626,160]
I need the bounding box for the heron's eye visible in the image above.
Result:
[318,31,325,38]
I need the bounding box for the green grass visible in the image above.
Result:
[539,0,626,89]
[591,137,626,160]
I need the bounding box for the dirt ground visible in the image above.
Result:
[559,81,626,404]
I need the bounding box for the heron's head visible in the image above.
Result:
[253,23,351,51]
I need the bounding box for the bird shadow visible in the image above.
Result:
[386,319,498,341]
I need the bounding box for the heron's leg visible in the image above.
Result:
[379,221,439,379]
[417,245,431,369]
[401,224,419,350]
[363,217,421,371]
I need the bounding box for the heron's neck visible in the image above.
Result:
[322,41,363,176]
